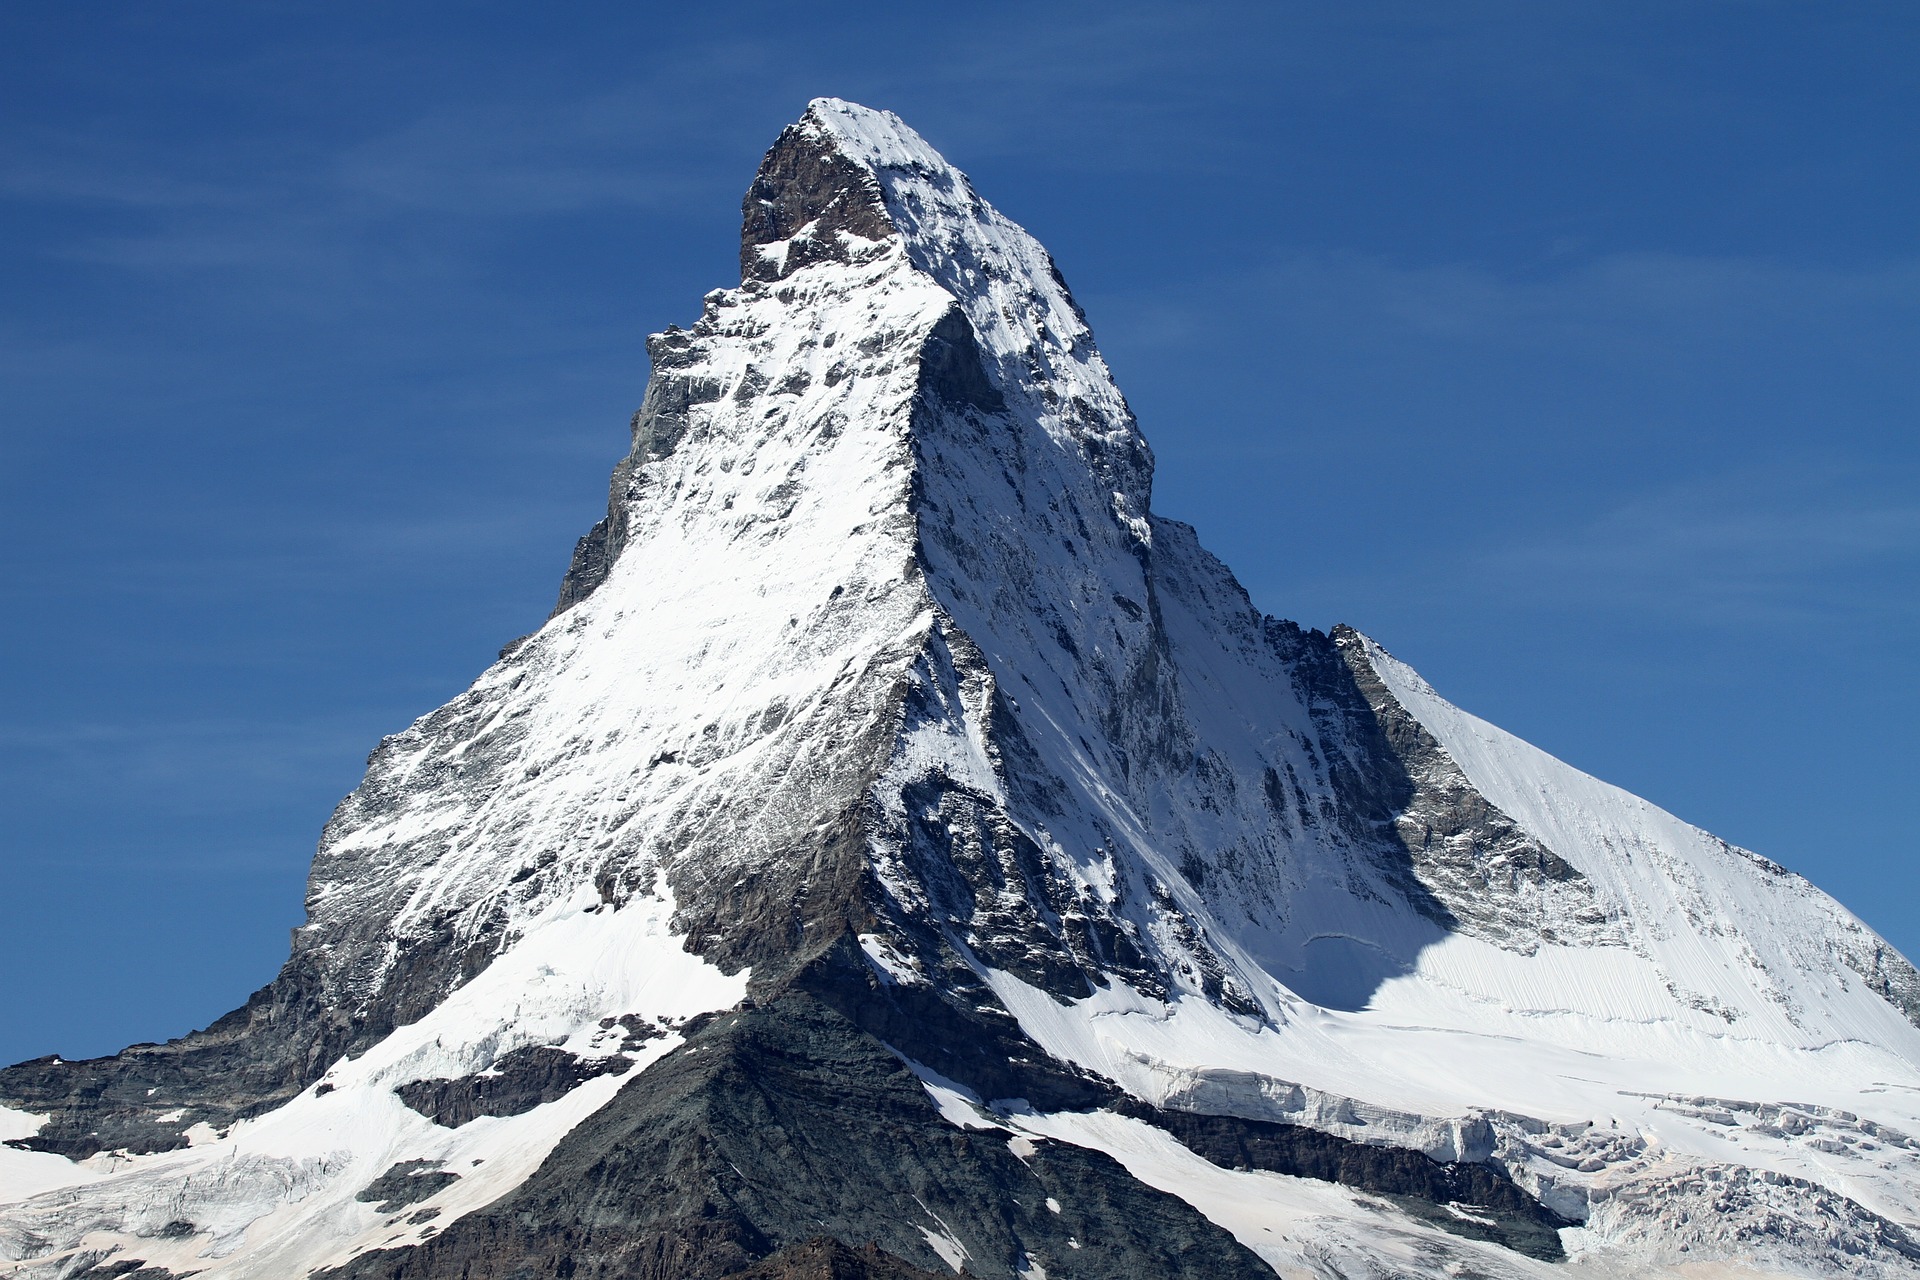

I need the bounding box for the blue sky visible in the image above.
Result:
[2,1,1916,1066]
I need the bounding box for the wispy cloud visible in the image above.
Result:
[1305,251,1918,346]
[0,712,380,870]
[327,80,748,218]
[1113,241,1920,641]
[0,714,366,787]
[0,146,244,210]
[1104,247,1920,361]
[1471,469,1920,626]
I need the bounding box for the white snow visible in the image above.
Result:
[913,1199,970,1273]
[990,1104,1836,1280]
[0,884,745,1277]
[0,1111,99,1206]
[6,97,1918,1280]
[1363,633,1920,1052]
[805,99,1920,1275]
[859,932,926,986]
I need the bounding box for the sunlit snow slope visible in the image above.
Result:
[4,98,1919,1280]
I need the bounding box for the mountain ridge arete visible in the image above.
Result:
[4,98,1919,1280]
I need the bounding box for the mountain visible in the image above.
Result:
[5,98,1920,1280]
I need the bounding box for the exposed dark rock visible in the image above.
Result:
[863,619,1176,1015]
[718,1238,946,1280]
[1328,624,1620,952]
[1121,1100,1572,1260]
[1826,914,1920,1028]
[63,1258,191,1280]
[798,933,1113,1115]
[556,107,894,622]
[314,993,1271,1280]
[670,802,881,984]
[0,954,371,1160]
[0,106,1154,1174]
[807,902,1575,1266]
[1257,619,1618,961]
[915,306,1005,417]
[356,1160,460,1214]
[1265,619,1453,925]
[741,110,894,283]
[551,354,725,617]
[395,1046,635,1128]
[551,511,618,616]
[12,96,1913,1280]
[69,1261,152,1279]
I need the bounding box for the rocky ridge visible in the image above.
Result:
[4,99,1920,1279]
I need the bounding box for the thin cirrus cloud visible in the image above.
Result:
[0,147,243,211]
[1094,242,1919,475]
[1095,247,1919,354]
[0,715,367,795]
[0,742,373,877]
[327,85,743,218]
[2,88,736,286]
[0,488,593,666]
[1236,249,1920,354]
[1087,239,1920,654]
[1473,475,1920,628]
[11,3,1737,265]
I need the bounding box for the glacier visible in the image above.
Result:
[3,98,1919,1280]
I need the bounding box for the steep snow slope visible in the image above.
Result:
[1365,633,1920,1045]
[1,100,972,1279]
[0,889,747,1278]
[4,99,1919,1280]
[810,105,1920,1268]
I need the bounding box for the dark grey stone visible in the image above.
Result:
[740,112,894,284]
[356,1160,461,1214]
[314,992,1273,1280]
[1119,1099,1572,1260]
[394,1046,637,1128]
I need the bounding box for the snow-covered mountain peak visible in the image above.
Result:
[6,100,1920,1280]
[799,97,953,176]
[741,97,1152,510]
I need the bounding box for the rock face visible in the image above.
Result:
[315,994,1276,1280]
[5,98,1920,1280]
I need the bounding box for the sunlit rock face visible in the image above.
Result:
[5,99,1920,1280]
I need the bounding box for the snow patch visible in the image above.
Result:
[0,885,746,1277]
[912,1198,969,1273]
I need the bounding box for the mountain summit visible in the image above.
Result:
[6,98,1920,1280]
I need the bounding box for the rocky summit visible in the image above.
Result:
[5,99,1920,1280]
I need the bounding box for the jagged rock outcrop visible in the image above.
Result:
[315,993,1275,1280]
[6,98,1920,1280]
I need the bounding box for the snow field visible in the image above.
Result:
[5,97,1919,1280]
[0,885,747,1278]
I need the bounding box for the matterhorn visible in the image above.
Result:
[5,99,1920,1280]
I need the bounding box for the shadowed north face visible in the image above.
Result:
[4,99,1920,1280]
